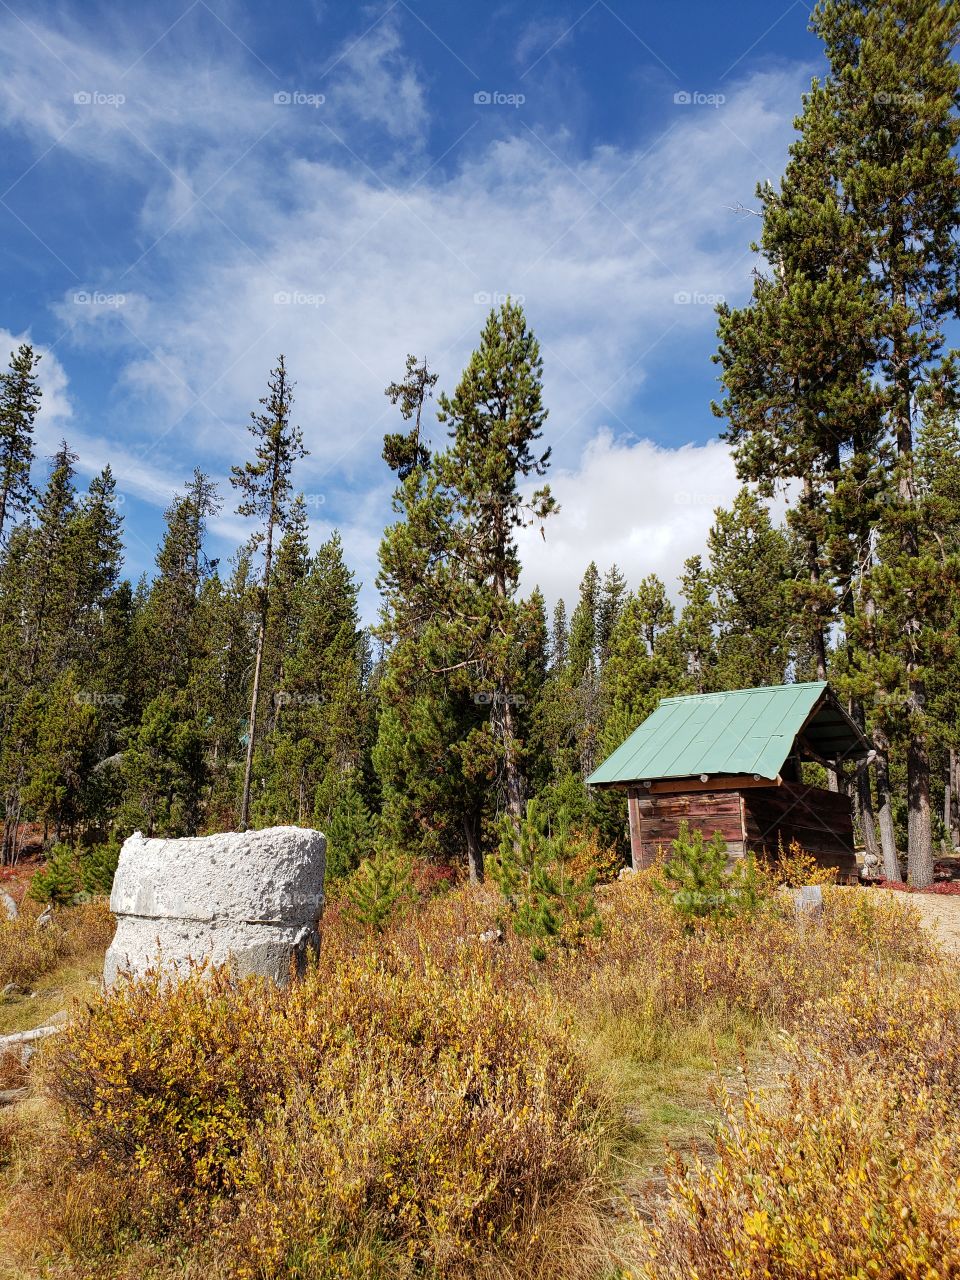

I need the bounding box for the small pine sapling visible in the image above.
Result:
[491,800,600,960]
[655,821,762,925]
[341,845,413,933]
[79,833,122,897]
[29,843,81,905]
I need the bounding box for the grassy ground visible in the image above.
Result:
[0,957,102,1037]
[0,873,949,1279]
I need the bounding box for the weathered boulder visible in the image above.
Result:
[104,826,326,987]
[0,890,17,921]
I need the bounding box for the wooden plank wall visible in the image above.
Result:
[628,787,745,867]
[742,782,857,877]
[624,781,857,878]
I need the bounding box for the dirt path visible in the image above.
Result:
[885,889,960,959]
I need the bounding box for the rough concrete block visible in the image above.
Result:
[104,826,326,986]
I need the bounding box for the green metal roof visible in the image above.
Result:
[587,681,868,788]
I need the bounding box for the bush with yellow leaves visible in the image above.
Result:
[36,932,611,1279]
[9,870,949,1280]
[636,965,960,1279]
[0,896,113,990]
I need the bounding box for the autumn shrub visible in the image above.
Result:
[0,897,113,990]
[562,828,623,886]
[768,837,838,888]
[564,871,939,1072]
[636,970,960,1280]
[10,876,944,1280]
[37,935,613,1279]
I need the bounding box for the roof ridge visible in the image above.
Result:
[659,680,827,704]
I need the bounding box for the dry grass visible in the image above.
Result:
[0,898,113,996]
[634,968,960,1278]
[0,871,946,1279]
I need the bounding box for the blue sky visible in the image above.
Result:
[0,0,823,619]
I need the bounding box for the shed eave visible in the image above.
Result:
[588,770,781,792]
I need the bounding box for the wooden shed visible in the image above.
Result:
[587,681,870,879]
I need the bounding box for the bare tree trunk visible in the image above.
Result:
[500,694,524,824]
[463,815,483,883]
[873,733,900,881]
[2,779,23,866]
[239,616,266,831]
[812,620,839,793]
[947,752,957,844]
[852,700,880,859]
[907,734,934,887]
[951,747,960,848]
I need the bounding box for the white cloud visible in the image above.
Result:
[323,18,428,143]
[0,12,813,619]
[516,429,741,612]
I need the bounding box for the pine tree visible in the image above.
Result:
[376,305,556,880]
[231,357,308,830]
[678,555,717,693]
[717,0,960,886]
[0,344,41,545]
[433,301,557,835]
[600,575,686,759]
[1,444,82,861]
[191,556,256,828]
[341,845,412,932]
[139,470,221,697]
[325,780,376,881]
[655,821,761,925]
[596,564,627,666]
[550,599,569,670]
[19,670,100,844]
[383,354,437,479]
[490,799,600,960]
[568,563,601,777]
[121,691,206,837]
[707,491,793,689]
[256,529,371,829]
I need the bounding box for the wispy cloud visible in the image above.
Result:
[0,8,811,616]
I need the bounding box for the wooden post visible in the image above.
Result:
[627,792,643,871]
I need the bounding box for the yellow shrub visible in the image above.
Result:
[636,940,960,1280]
[638,1060,960,1280]
[769,838,839,888]
[40,937,612,1278]
[15,879,944,1280]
